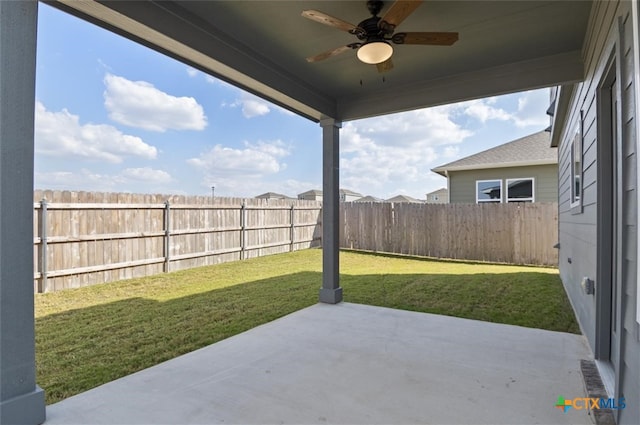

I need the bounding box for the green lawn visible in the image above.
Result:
[35,249,578,404]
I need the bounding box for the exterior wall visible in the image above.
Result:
[298,193,322,201]
[556,2,638,424]
[426,190,448,204]
[448,164,558,203]
[341,194,361,202]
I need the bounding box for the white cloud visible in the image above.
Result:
[337,89,550,197]
[241,99,270,118]
[35,101,157,163]
[186,67,198,77]
[459,90,549,128]
[462,99,512,123]
[228,94,271,118]
[35,167,174,192]
[442,145,460,158]
[188,140,290,176]
[104,73,207,132]
[512,89,550,128]
[188,140,293,197]
[202,177,317,199]
[121,167,172,183]
[35,169,126,192]
[279,179,320,195]
[195,176,320,199]
[343,106,472,150]
[339,105,472,195]
[246,140,291,157]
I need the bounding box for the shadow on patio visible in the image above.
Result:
[43,301,592,424]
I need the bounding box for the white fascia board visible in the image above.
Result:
[550,84,577,147]
[432,159,557,174]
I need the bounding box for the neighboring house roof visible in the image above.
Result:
[426,188,448,197]
[298,189,322,196]
[298,189,363,197]
[386,195,423,203]
[340,189,363,197]
[255,192,293,199]
[431,131,556,177]
[354,195,384,202]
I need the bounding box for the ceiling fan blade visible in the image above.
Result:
[379,0,423,31]
[376,58,394,73]
[306,45,355,63]
[301,10,362,34]
[392,32,459,46]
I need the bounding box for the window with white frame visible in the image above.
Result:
[506,178,534,202]
[476,180,502,203]
[570,111,583,207]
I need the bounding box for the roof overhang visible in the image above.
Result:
[431,159,558,177]
[550,84,577,147]
[45,0,592,123]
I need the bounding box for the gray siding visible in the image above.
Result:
[557,2,638,424]
[448,164,558,203]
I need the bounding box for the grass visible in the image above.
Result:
[35,249,579,405]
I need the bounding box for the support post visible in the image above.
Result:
[0,1,46,423]
[319,118,343,304]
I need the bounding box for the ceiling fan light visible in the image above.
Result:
[357,41,393,64]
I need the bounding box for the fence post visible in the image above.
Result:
[39,198,48,293]
[290,204,295,252]
[163,201,171,273]
[240,201,246,260]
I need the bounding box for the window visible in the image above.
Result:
[506,178,534,202]
[476,180,502,203]
[570,111,583,208]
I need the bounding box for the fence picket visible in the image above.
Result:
[32,190,557,293]
[340,202,558,266]
[33,191,322,292]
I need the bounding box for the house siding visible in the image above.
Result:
[448,164,558,203]
[556,1,638,424]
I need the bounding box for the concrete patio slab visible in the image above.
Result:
[45,302,593,424]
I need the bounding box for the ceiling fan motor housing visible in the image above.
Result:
[357,16,385,41]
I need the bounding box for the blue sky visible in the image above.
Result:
[34,3,551,200]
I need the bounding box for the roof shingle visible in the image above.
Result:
[431,131,556,176]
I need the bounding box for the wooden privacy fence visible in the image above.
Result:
[340,202,558,266]
[33,191,322,292]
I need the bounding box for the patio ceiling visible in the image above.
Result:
[47,0,592,122]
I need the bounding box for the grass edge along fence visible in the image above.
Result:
[340,201,558,267]
[33,190,322,293]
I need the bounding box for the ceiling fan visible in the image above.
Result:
[302,0,458,72]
